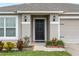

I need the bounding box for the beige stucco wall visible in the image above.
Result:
[49,14,59,40]
[50,24,58,40]
[21,14,31,42]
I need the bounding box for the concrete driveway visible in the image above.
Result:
[65,43,79,56]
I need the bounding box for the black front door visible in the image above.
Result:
[35,19,45,42]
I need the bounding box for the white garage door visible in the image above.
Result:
[60,19,79,43]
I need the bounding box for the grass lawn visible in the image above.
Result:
[0,51,71,56]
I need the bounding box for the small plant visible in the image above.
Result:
[46,38,64,48]
[57,40,64,48]
[46,41,53,46]
[0,41,4,51]
[23,36,30,48]
[52,38,57,46]
[17,39,24,51]
[4,42,15,51]
[52,38,57,42]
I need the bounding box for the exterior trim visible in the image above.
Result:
[1,11,79,15]
[60,16,79,19]
[50,22,59,24]
[64,12,79,14]
[17,11,64,14]
[21,22,30,24]
[58,17,60,40]
[0,12,16,14]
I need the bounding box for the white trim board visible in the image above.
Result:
[58,17,60,40]
[60,16,79,19]
[1,11,79,15]
[21,22,30,24]
[17,11,64,13]
[64,12,79,14]
[0,12,16,14]
[50,22,59,24]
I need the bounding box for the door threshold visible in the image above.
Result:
[34,41,45,43]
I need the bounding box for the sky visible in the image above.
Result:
[0,3,17,7]
[0,0,79,7]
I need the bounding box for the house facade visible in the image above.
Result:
[0,3,79,44]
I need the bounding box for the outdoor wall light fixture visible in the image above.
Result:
[24,16,27,22]
[53,15,56,21]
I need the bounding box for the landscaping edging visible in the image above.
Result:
[33,46,65,51]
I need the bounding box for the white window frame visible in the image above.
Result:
[0,15,18,40]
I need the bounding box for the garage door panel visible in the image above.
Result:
[60,19,79,43]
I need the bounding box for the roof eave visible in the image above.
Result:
[63,12,79,14]
[0,11,79,15]
[0,12,16,14]
[16,11,64,14]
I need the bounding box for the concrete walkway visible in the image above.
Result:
[65,43,79,56]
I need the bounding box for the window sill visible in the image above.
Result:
[0,37,18,40]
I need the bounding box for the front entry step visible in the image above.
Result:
[33,43,65,51]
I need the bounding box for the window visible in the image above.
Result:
[0,17,4,37]
[6,28,16,37]
[6,17,16,37]
[0,16,18,38]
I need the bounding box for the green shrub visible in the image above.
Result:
[4,42,15,51]
[0,41,4,51]
[46,41,53,46]
[57,40,64,47]
[46,38,64,47]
